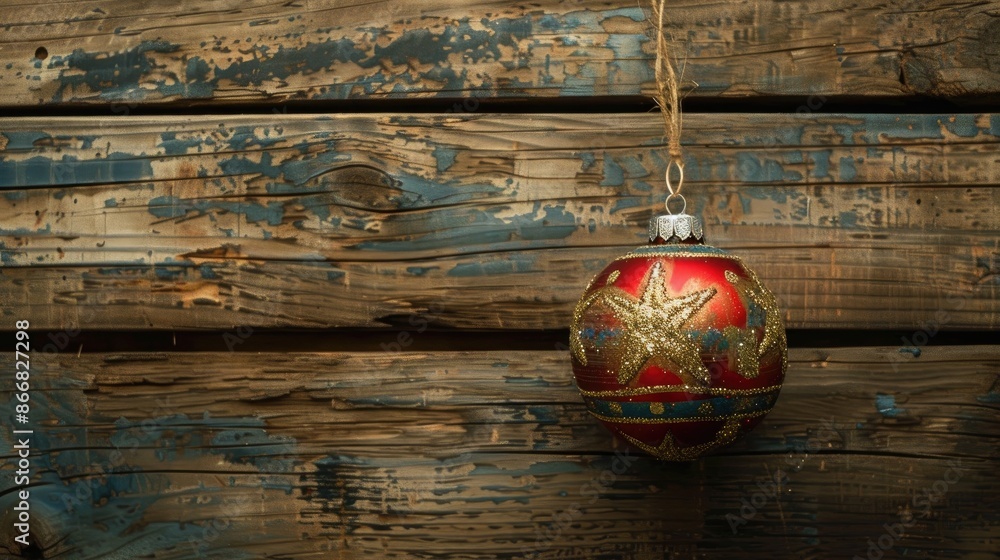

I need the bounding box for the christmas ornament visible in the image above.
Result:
[568,0,787,461]
[569,205,787,461]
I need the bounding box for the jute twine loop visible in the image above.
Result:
[651,0,687,207]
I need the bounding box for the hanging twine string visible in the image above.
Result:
[650,0,687,210]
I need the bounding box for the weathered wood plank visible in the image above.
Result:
[2,113,998,330]
[2,0,1000,107]
[1,346,997,558]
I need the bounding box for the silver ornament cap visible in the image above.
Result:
[648,213,704,244]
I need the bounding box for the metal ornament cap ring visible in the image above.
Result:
[648,213,704,243]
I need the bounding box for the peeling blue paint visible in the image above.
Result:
[224,38,359,89]
[633,179,652,193]
[2,131,51,150]
[0,154,154,187]
[736,153,802,183]
[600,7,645,21]
[185,55,212,88]
[525,405,560,424]
[272,151,353,187]
[977,385,1000,404]
[0,242,16,265]
[0,367,297,558]
[788,193,809,221]
[610,197,641,214]
[470,461,584,477]
[354,201,574,253]
[990,115,1000,137]
[600,153,625,187]
[942,114,981,138]
[48,40,181,102]
[406,266,438,276]
[159,130,212,155]
[219,151,282,178]
[838,211,858,228]
[64,134,99,150]
[448,254,536,277]
[838,157,858,181]
[744,186,788,204]
[875,393,906,418]
[432,145,458,172]
[519,204,577,240]
[873,115,945,141]
[390,171,504,208]
[617,154,651,178]
[228,125,287,150]
[148,195,286,226]
[154,265,184,280]
[604,35,651,95]
[198,263,219,279]
[832,125,856,144]
[212,428,296,491]
[0,224,52,236]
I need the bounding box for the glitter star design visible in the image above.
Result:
[723,325,760,379]
[572,262,716,386]
[725,269,786,366]
[622,417,741,461]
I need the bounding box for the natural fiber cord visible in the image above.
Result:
[651,0,683,163]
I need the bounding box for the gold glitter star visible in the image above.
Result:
[723,325,760,379]
[622,417,741,461]
[726,269,786,363]
[572,262,716,386]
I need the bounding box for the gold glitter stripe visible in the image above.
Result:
[587,408,771,425]
[616,250,743,262]
[578,383,783,398]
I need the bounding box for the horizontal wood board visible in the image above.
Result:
[0,346,997,559]
[2,0,1000,107]
[1,113,998,330]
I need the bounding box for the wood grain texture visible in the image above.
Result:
[2,0,1000,107]
[1,346,997,559]
[2,113,998,330]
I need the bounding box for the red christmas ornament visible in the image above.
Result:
[570,212,787,461]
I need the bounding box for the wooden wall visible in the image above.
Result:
[0,1,998,559]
